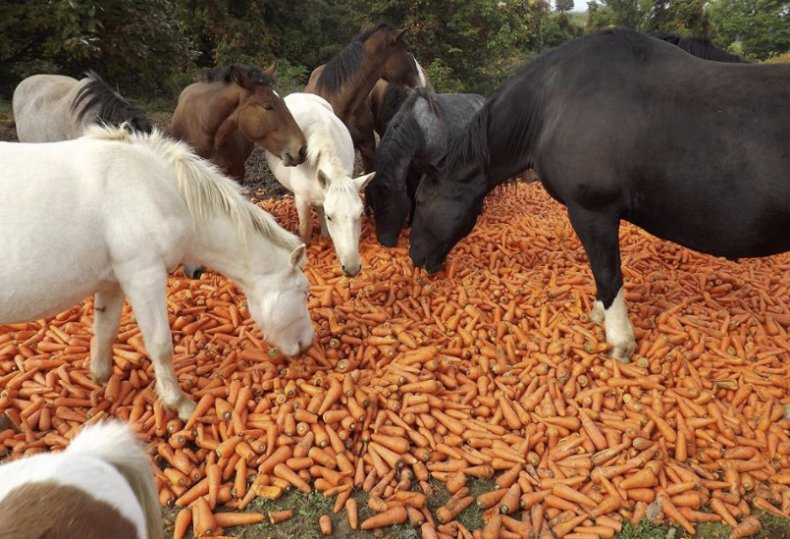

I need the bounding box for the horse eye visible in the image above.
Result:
[326,215,332,221]
[263,103,274,111]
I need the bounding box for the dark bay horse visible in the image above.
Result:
[409,28,790,364]
[12,71,151,141]
[170,64,306,182]
[367,88,485,246]
[304,24,421,171]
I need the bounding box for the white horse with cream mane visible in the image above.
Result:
[0,125,314,420]
[265,92,374,276]
[0,422,162,539]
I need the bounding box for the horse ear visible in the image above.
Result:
[230,65,252,90]
[317,170,330,190]
[265,63,277,79]
[393,29,407,44]
[289,244,307,270]
[354,172,376,192]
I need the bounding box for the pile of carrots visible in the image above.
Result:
[1,182,789,539]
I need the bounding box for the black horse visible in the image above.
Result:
[367,88,486,246]
[409,28,790,362]
[654,33,746,62]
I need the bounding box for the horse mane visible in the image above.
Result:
[378,84,412,136]
[71,71,152,133]
[316,23,399,94]
[653,33,746,63]
[199,64,275,86]
[374,92,425,175]
[300,109,355,192]
[82,124,301,252]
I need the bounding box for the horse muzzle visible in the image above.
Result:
[282,145,307,167]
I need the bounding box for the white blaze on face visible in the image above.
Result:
[323,184,364,275]
[604,287,636,362]
[249,270,313,356]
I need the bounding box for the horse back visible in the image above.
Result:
[502,29,790,258]
[12,74,84,141]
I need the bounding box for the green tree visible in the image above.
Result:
[649,0,710,36]
[586,0,653,30]
[556,0,576,13]
[707,0,790,60]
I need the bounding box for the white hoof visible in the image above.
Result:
[175,399,197,422]
[604,288,635,363]
[91,360,111,385]
[590,301,605,325]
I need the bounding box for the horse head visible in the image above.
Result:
[363,25,420,89]
[368,160,411,247]
[233,64,307,166]
[246,244,314,356]
[319,169,375,276]
[409,163,487,274]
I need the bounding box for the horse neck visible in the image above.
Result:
[201,83,243,134]
[187,213,288,291]
[330,58,386,119]
[378,119,420,189]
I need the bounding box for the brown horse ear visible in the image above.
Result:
[230,65,253,90]
[265,63,277,79]
[393,29,407,44]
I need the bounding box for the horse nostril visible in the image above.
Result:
[299,146,307,160]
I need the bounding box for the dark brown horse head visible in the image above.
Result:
[228,64,307,166]
[361,25,420,88]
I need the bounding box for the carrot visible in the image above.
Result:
[173,508,192,539]
[360,505,408,530]
[268,510,293,524]
[192,496,216,537]
[319,514,333,536]
[346,498,358,530]
[729,515,761,539]
[213,512,265,527]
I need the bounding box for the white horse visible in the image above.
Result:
[12,71,152,141]
[0,125,314,420]
[0,421,162,539]
[265,93,374,276]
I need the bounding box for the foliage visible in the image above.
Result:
[707,0,790,60]
[0,0,783,102]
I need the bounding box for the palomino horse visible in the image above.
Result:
[409,28,790,396]
[0,125,314,420]
[12,71,151,141]
[0,422,162,539]
[265,93,374,276]
[170,64,306,182]
[368,88,485,247]
[304,24,421,171]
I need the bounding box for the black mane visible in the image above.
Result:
[654,33,746,63]
[71,71,152,133]
[199,64,274,86]
[378,83,412,136]
[317,23,399,94]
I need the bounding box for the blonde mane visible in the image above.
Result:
[83,124,301,252]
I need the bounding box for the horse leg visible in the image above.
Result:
[295,196,313,244]
[90,285,125,384]
[120,266,195,420]
[566,205,636,362]
[182,262,205,280]
[316,205,329,237]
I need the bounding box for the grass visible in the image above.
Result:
[162,488,790,539]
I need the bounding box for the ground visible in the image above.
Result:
[3,100,790,539]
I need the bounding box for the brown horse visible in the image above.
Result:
[304,24,420,172]
[171,64,306,182]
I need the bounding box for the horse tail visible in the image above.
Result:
[66,421,164,539]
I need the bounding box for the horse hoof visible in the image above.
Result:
[610,341,636,363]
[589,302,604,325]
[91,367,110,385]
[176,399,197,422]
